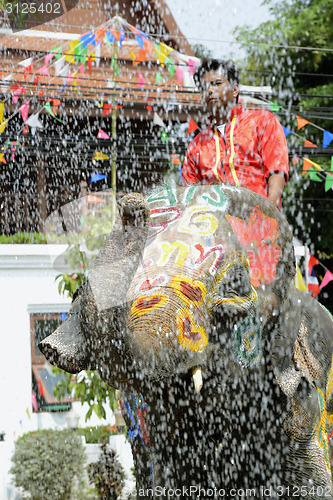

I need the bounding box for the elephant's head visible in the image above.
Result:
[124,184,295,381]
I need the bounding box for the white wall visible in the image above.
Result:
[0,244,132,499]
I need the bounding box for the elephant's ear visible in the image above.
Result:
[38,289,92,373]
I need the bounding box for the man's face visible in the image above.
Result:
[201,70,237,118]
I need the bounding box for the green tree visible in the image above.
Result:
[234,0,333,312]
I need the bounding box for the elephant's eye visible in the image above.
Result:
[216,264,252,299]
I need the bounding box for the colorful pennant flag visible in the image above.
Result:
[155,72,164,85]
[175,65,184,85]
[97,129,110,139]
[304,139,317,148]
[282,126,292,137]
[0,119,9,133]
[308,254,320,298]
[153,112,165,127]
[44,101,63,123]
[161,130,169,142]
[323,130,333,148]
[26,113,43,133]
[19,100,30,122]
[295,265,307,292]
[269,101,282,112]
[138,72,146,89]
[32,392,38,412]
[0,102,4,123]
[44,52,55,65]
[187,117,199,135]
[90,173,107,183]
[302,158,321,175]
[320,270,333,289]
[94,151,110,160]
[296,116,310,130]
[37,65,50,76]
[12,86,23,104]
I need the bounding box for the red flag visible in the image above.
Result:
[88,56,92,76]
[296,116,309,130]
[304,139,317,148]
[37,379,44,397]
[187,117,198,135]
[308,254,319,275]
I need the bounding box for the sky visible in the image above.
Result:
[166,0,272,61]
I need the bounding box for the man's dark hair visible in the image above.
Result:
[193,59,240,90]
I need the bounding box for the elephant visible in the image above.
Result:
[39,184,333,498]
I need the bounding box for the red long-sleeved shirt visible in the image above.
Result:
[182,106,289,199]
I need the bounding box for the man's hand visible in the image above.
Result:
[268,173,285,207]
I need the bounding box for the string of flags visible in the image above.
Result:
[307,253,333,299]
[0,15,199,149]
[268,98,333,190]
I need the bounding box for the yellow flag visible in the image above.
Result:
[294,265,307,292]
[0,119,9,133]
[94,151,110,160]
[0,102,4,123]
[65,41,79,63]
[160,42,173,57]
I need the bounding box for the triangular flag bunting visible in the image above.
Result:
[308,169,322,182]
[26,113,43,131]
[0,102,4,123]
[94,151,110,160]
[296,116,310,130]
[175,66,184,85]
[44,52,55,65]
[304,139,317,148]
[155,72,164,85]
[320,270,333,289]
[0,119,9,133]
[323,130,333,148]
[37,65,50,76]
[97,129,110,139]
[161,130,169,142]
[138,72,146,89]
[282,126,292,137]
[90,173,107,183]
[325,172,333,192]
[187,117,199,135]
[295,265,307,292]
[292,155,299,166]
[269,101,281,112]
[165,57,175,78]
[19,101,30,122]
[44,101,63,123]
[153,112,165,127]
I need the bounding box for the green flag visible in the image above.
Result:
[44,102,63,123]
[161,130,169,142]
[155,72,164,85]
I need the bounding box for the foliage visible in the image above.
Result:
[56,271,86,298]
[77,425,119,444]
[10,429,86,500]
[88,444,125,500]
[0,232,68,244]
[52,368,118,421]
[191,44,213,60]
[234,0,333,312]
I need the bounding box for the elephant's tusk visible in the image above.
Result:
[192,366,203,393]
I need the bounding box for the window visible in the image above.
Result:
[30,313,74,412]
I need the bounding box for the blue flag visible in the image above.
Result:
[282,126,292,137]
[323,130,333,148]
[90,173,107,183]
